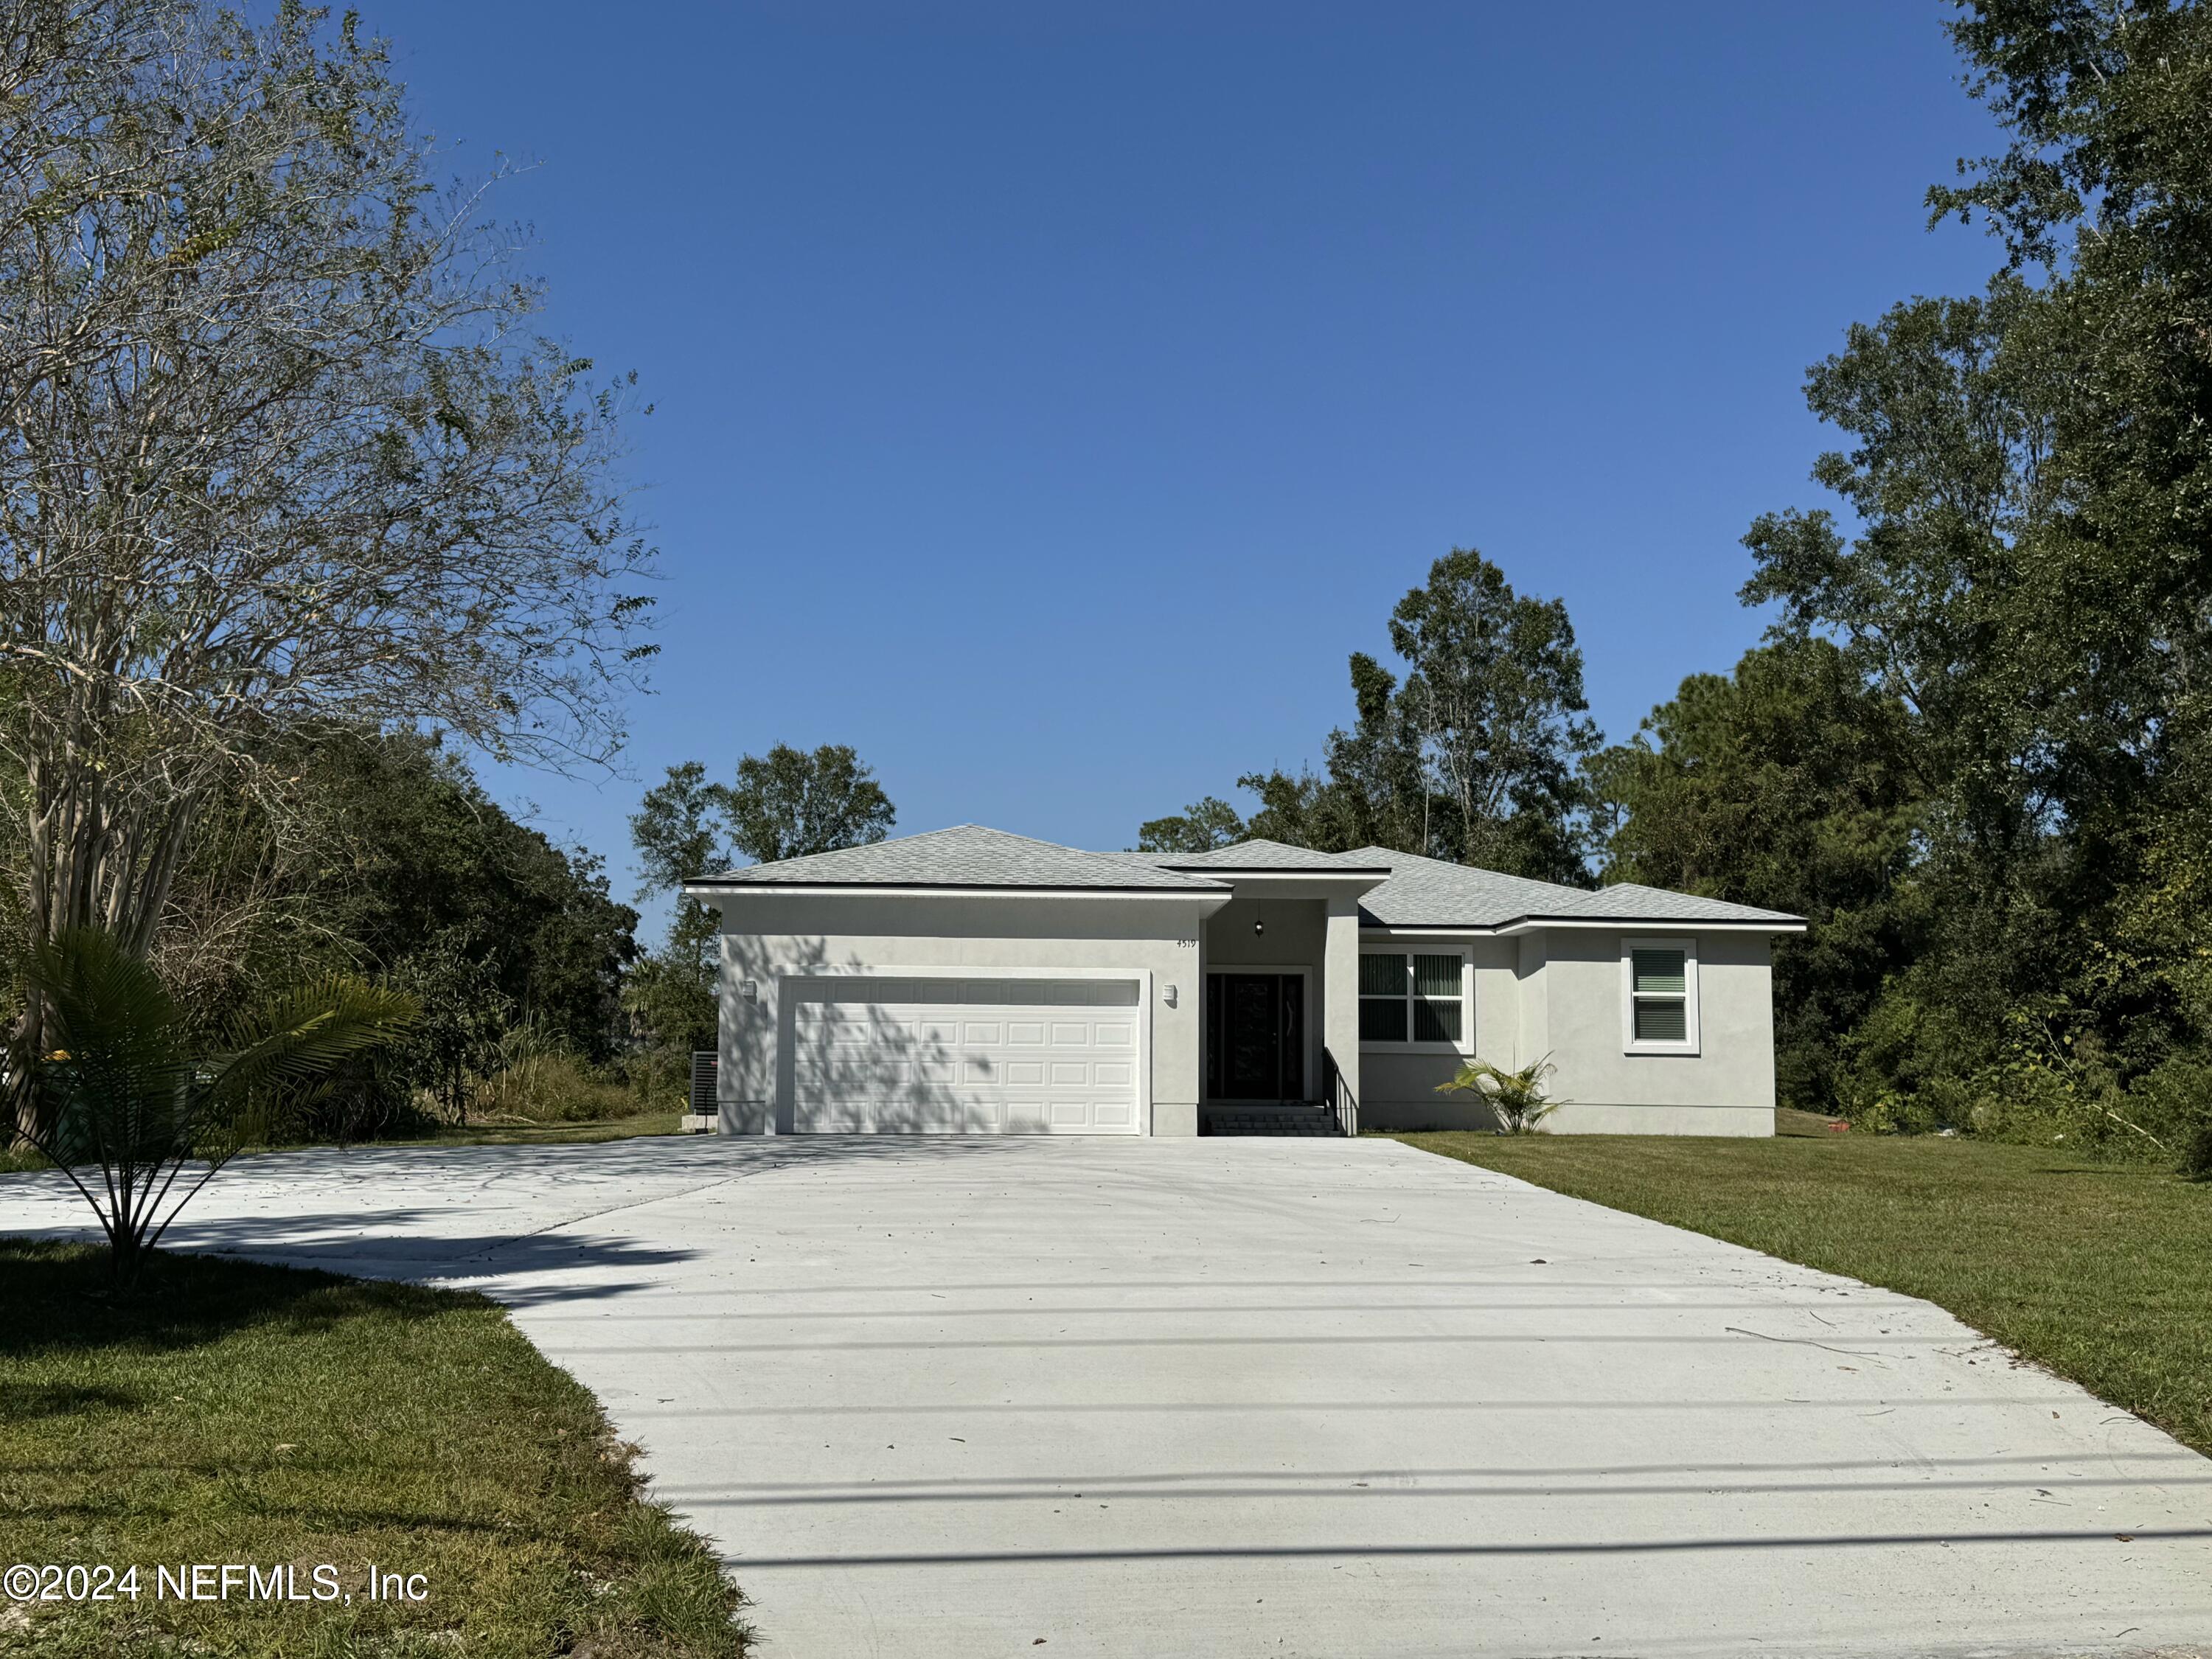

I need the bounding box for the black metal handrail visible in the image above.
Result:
[1320,1048,1358,1138]
[689,1050,718,1119]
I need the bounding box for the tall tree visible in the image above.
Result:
[1136,796,1245,854]
[1593,639,1926,1111]
[723,744,896,866]
[0,0,653,996]
[1700,0,2212,1125]
[1389,549,1599,883]
[1320,653,1432,855]
[626,744,894,1052]
[1130,563,1585,872]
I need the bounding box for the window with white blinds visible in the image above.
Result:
[1623,939,1698,1052]
[1359,952,1465,1046]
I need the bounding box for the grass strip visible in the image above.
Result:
[0,1240,747,1658]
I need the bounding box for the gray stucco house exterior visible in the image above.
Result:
[685,825,1804,1138]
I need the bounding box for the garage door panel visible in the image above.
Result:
[790,978,1141,1134]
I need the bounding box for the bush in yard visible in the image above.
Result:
[468,1029,642,1124]
[2183,1121,2212,1183]
[1438,1055,1560,1133]
[16,928,414,1284]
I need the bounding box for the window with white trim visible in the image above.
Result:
[1359,951,1464,1045]
[1623,939,1698,1053]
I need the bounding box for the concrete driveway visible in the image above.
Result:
[4,1136,2209,1658]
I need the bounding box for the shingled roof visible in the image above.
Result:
[1343,846,1801,930]
[689,824,1229,892]
[1154,838,1391,874]
[689,827,1802,928]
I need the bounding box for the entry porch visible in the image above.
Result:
[1194,874,1373,1134]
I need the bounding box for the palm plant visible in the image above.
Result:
[1437,1054,1561,1133]
[14,928,417,1285]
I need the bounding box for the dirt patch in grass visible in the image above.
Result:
[0,1240,747,1658]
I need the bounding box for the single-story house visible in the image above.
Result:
[684,824,1804,1138]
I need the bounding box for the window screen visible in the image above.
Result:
[1413,953,1463,1041]
[1360,952,1464,1043]
[1358,953,1408,1041]
[1630,947,1689,1043]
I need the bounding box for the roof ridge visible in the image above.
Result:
[1352,845,1597,896]
[692,821,1231,891]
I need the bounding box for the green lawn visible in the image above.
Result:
[1393,1130,2212,1461]
[0,1242,748,1658]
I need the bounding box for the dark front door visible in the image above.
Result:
[1206,973,1305,1101]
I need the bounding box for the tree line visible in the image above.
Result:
[8,0,2210,1175]
[1142,1,2212,1166]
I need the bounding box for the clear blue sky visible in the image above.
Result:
[365,1,2000,904]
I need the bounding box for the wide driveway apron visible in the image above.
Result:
[3,1136,2208,1657]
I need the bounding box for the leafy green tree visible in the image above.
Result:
[626,745,895,1054]
[1389,549,1600,883]
[1708,0,2212,1125]
[0,0,653,971]
[1136,796,1246,854]
[302,734,639,1062]
[725,745,897,866]
[625,762,736,1057]
[0,1,652,1141]
[1593,640,1927,1110]
[1319,653,1433,855]
[1131,557,1591,874]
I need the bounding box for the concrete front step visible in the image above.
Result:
[1200,1106,1343,1138]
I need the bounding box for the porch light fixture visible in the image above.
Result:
[1164,984,1178,1008]
[740,979,758,1001]
[1253,917,1265,936]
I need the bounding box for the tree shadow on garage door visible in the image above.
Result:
[780,973,1142,1135]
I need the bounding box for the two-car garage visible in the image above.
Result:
[787,977,1144,1134]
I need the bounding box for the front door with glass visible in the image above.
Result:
[1205,973,1306,1101]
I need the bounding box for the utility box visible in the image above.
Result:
[684,1050,719,1133]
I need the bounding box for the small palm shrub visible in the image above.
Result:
[1437,1054,1560,1133]
[15,928,415,1284]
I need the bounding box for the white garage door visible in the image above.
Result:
[790,977,1142,1134]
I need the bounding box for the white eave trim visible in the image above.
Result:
[1361,917,1805,938]
[1156,866,1391,881]
[685,882,1234,902]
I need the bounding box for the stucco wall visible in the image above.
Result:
[1357,929,1777,1136]
[1203,891,1327,970]
[706,889,1779,1139]
[1537,929,1774,1133]
[706,891,1217,1135]
[1357,935,1515,1130]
